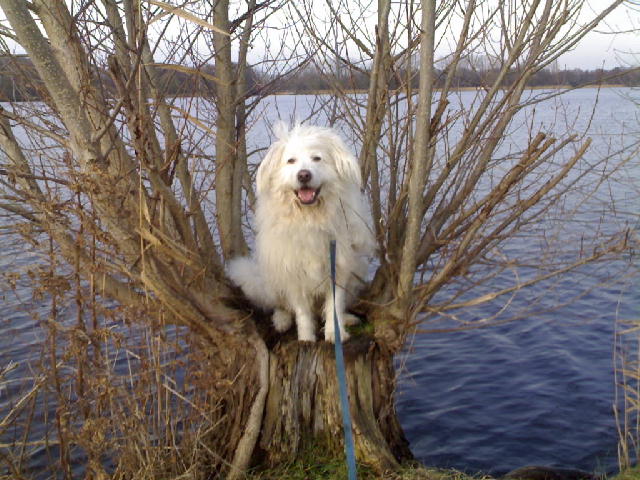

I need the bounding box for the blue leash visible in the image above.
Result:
[329,240,357,480]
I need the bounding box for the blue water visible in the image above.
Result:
[392,87,639,476]
[397,286,632,475]
[0,88,638,477]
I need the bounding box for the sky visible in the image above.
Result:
[0,1,638,70]
[263,0,640,71]
[556,2,639,69]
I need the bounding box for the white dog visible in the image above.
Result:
[228,123,375,342]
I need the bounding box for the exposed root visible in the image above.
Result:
[228,331,270,480]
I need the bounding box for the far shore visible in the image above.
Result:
[271,84,629,96]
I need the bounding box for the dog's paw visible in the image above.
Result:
[342,313,360,327]
[272,309,293,332]
[296,317,317,342]
[297,331,316,342]
[324,326,350,343]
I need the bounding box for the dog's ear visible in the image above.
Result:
[273,121,290,140]
[330,135,362,187]
[256,141,284,196]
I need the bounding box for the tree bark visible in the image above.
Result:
[396,0,436,311]
[258,335,412,473]
[212,0,246,259]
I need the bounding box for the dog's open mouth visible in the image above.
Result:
[295,187,320,205]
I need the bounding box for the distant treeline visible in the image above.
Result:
[270,64,640,93]
[1,55,638,102]
[0,56,238,102]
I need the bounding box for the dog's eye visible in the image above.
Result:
[286,158,296,164]
[312,156,321,162]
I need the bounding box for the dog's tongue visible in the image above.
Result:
[297,187,316,204]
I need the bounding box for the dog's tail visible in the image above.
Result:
[228,257,275,309]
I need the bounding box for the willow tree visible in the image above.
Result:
[0,0,633,478]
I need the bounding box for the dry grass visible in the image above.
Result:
[615,315,640,471]
[0,244,253,479]
[614,467,640,480]
[246,450,487,480]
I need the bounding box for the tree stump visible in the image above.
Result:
[257,335,412,472]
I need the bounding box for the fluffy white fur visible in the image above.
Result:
[229,123,375,342]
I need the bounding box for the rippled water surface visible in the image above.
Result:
[397,296,631,475]
[1,88,638,476]
[392,88,639,475]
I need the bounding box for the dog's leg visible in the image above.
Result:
[294,304,316,342]
[323,285,350,343]
[272,308,293,333]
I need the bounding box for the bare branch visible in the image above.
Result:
[396,0,436,313]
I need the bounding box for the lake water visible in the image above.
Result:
[390,88,639,476]
[0,88,638,476]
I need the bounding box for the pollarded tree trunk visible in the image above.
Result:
[255,333,413,472]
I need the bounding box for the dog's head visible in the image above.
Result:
[256,123,361,206]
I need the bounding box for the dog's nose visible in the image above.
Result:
[297,169,312,184]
